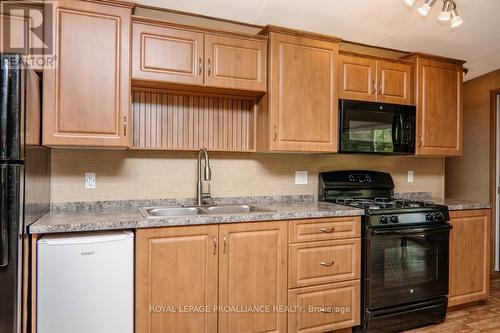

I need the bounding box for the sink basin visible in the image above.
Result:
[141,207,201,217]
[200,205,274,215]
[140,205,275,218]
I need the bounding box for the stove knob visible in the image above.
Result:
[379,216,389,224]
[389,216,399,224]
[434,212,443,223]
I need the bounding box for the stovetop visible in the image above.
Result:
[333,197,438,211]
[319,170,450,227]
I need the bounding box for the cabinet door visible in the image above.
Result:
[415,58,463,155]
[448,209,490,307]
[269,32,338,152]
[42,0,131,147]
[136,225,218,333]
[132,23,204,86]
[376,60,412,105]
[219,221,287,333]
[339,54,376,102]
[288,281,360,333]
[204,34,267,92]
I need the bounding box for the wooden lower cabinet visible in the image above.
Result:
[448,209,490,307]
[288,280,360,333]
[135,225,219,333]
[219,221,288,333]
[136,221,287,333]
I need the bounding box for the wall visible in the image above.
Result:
[50,149,445,203]
[446,69,500,202]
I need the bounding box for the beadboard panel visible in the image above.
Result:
[131,89,256,151]
[50,149,445,203]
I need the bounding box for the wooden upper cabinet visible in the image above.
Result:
[339,55,376,102]
[448,209,490,307]
[43,0,132,147]
[132,20,267,93]
[411,55,463,156]
[218,221,287,333]
[264,31,339,152]
[376,60,412,105]
[132,22,204,86]
[204,34,267,92]
[339,53,412,105]
[136,225,218,333]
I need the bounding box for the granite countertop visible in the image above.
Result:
[29,195,492,234]
[30,201,364,234]
[435,199,491,211]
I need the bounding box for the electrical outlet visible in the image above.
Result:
[85,172,96,189]
[407,171,414,183]
[295,171,308,185]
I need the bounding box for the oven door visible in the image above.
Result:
[365,224,451,310]
[339,99,415,154]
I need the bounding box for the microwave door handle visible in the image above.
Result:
[392,112,403,145]
[392,113,399,145]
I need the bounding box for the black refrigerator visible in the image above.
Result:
[0,54,50,333]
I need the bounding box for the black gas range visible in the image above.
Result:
[319,170,451,333]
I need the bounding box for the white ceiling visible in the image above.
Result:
[136,0,500,81]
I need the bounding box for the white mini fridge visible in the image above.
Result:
[37,231,134,333]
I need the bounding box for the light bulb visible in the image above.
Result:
[450,8,463,28]
[404,0,417,7]
[418,0,436,16]
[438,1,453,21]
[418,4,431,16]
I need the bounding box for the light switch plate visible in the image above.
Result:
[295,171,308,185]
[407,171,414,183]
[85,172,96,189]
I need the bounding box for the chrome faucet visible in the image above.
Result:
[196,148,212,206]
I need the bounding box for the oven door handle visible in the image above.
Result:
[371,224,452,236]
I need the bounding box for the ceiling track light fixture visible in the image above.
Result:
[404,0,463,28]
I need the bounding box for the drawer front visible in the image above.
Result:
[289,217,361,243]
[289,239,360,288]
[288,280,360,333]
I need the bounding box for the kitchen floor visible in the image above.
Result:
[405,278,500,332]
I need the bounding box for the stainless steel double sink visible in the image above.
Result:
[140,204,275,218]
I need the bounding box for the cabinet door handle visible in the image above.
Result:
[223,235,227,254]
[198,57,203,75]
[320,227,335,233]
[373,80,377,95]
[273,126,278,142]
[207,58,211,76]
[419,135,423,147]
[320,260,335,267]
[123,116,127,136]
[378,82,382,95]
[212,235,217,255]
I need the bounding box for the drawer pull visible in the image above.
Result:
[320,227,335,233]
[320,308,333,313]
[320,261,335,267]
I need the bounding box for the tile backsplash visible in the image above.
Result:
[50,149,445,203]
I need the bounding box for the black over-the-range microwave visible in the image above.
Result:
[338,99,416,154]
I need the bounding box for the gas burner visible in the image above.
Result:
[334,197,436,211]
[394,199,436,209]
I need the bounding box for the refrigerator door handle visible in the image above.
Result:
[0,166,9,267]
[0,57,9,159]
